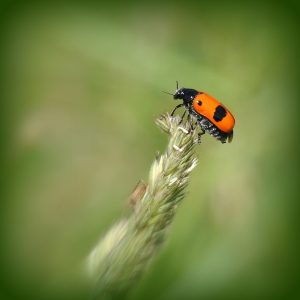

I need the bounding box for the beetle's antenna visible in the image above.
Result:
[176,81,179,90]
[161,90,174,96]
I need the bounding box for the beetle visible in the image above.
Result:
[163,82,235,143]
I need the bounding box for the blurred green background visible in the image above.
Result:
[1,1,300,299]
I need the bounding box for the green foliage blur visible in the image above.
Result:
[0,1,299,300]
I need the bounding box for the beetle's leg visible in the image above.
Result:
[178,109,187,125]
[197,129,205,144]
[227,130,234,143]
[170,103,185,116]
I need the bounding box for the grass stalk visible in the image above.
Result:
[86,113,199,299]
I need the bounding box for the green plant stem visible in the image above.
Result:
[87,113,198,299]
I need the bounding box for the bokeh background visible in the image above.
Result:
[1,1,300,299]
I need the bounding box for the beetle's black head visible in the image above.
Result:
[173,88,199,104]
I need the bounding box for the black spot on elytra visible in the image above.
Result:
[213,105,227,122]
[197,101,202,106]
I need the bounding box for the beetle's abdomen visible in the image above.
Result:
[189,108,233,143]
